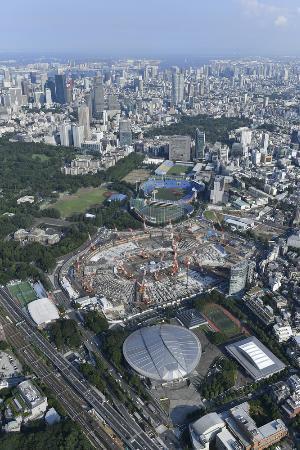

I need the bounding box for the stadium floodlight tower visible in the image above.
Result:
[152,189,158,201]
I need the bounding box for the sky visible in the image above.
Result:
[1,0,300,57]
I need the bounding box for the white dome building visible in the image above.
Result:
[123,324,201,382]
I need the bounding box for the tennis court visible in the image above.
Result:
[8,281,38,306]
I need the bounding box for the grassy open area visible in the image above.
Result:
[122,169,151,184]
[156,187,187,201]
[51,187,109,218]
[167,164,190,176]
[203,210,223,223]
[8,281,38,306]
[202,303,240,337]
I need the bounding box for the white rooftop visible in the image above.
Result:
[239,341,274,370]
[28,297,59,325]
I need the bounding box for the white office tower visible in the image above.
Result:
[252,149,261,166]
[263,97,269,108]
[78,104,91,140]
[59,123,72,147]
[210,176,226,204]
[84,78,90,90]
[8,87,23,106]
[262,133,269,151]
[171,72,184,105]
[102,110,108,126]
[45,88,52,106]
[34,91,45,105]
[240,128,252,147]
[72,124,84,148]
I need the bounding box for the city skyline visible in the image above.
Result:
[1,0,300,57]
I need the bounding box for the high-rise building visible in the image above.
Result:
[169,135,191,161]
[45,79,56,102]
[8,88,23,106]
[92,76,105,118]
[72,124,85,148]
[21,80,29,97]
[171,72,184,105]
[210,175,226,204]
[78,104,91,140]
[119,119,132,146]
[55,74,67,104]
[229,260,250,296]
[45,88,52,105]
[195,128,205,159]
[59,123,72,147]
[107,94,120,111]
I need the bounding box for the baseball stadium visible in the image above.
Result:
[130,178,204,225]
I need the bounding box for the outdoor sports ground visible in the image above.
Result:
[155,187,189,202]
[8,281,38,306]
[201,303,241,338]
[167,164,191,177]
[50,187,110,218]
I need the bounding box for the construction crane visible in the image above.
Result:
[171,237,179,275]
[184,256,191,287]
[168,220,174,241]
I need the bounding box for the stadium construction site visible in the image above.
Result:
[69,220,253,320]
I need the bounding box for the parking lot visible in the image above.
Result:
[0,351,22,378]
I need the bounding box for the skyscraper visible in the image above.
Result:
[171,72,184,105]
[78,104,91,140]
[169,135,191,161]
[195,129,205,159]
[45,88,52,105]
[59,123,72,147]
[229,260,250,296]
[119,120,132,146]
[72,124,84,148]
[55,74,67,104]
[92,76,105,118]
[45,79,56,103]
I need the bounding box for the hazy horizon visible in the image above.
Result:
[1,0,300,57]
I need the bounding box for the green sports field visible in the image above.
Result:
[8,281,38,306]
[50,187,109,218]
[156,187,187,201]
[167,164,191,176]
[202,304,240,337]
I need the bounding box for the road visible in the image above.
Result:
[0,287,162,450]
[0,316,119,450]
[81,324,169,429]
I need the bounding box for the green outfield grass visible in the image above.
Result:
[156,187,187,201]
[8,281,38,306]
[50,187,109,218]
[202,303,240,337]
[167,164,191,176]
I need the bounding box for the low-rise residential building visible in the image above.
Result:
[244,295,275,325]
[17,380,48,421]
[273,322,293,343]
